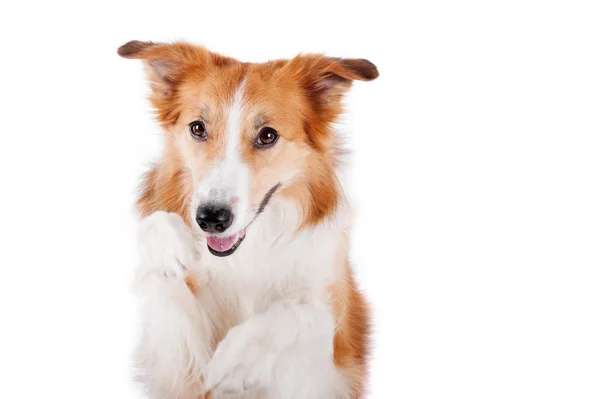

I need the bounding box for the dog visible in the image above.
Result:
[118,40,378,399]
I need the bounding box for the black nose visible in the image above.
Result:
[196,204,233,233]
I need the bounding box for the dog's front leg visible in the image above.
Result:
[204,298,336,397]
[134,211,213,399]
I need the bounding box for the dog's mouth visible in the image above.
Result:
[205,183,280,258]
[206,230,246,257]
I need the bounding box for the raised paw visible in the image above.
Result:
[137,211,200,279]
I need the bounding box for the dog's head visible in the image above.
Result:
[119,41,377,257]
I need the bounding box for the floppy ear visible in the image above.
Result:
[118,40,206,97]
[300,55,378,100]
[309,56,378,93]
[118,40,235,125]
[290,54,378,120]
[285,54,378,148]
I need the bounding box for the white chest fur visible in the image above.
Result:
[196,197,347,325]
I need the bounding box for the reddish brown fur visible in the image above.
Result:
[330,263,372,398]
[184,275,200,297]
[119,40,377,396]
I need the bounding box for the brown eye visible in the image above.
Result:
[189,121,207,140]
[256,127,278,147]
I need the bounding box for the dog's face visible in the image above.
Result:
[119,41,377,257]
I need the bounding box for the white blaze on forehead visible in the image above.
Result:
[198,79,247,199]
[224,80,246,160]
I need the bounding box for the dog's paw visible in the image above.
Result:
[137,211,200,279]
[204,320,275,395]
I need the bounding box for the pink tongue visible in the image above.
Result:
[207,233,239,252]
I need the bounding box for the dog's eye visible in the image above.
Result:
[189,121,207,140]
[255,127,278,148]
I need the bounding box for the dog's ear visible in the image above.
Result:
[284,54,377,148]
[290,54,378,110]
[118,40,236,125]
[308,56,379,93]
[119,40,197,97]
[118,40,235,97]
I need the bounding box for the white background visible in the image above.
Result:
[0,1,599,398]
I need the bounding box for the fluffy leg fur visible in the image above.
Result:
[134,211,212,398]
[205,300,347,399]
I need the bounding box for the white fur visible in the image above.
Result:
[135,199,350,398]
[134,82,352,398]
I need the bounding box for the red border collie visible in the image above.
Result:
[118,40,378,399]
